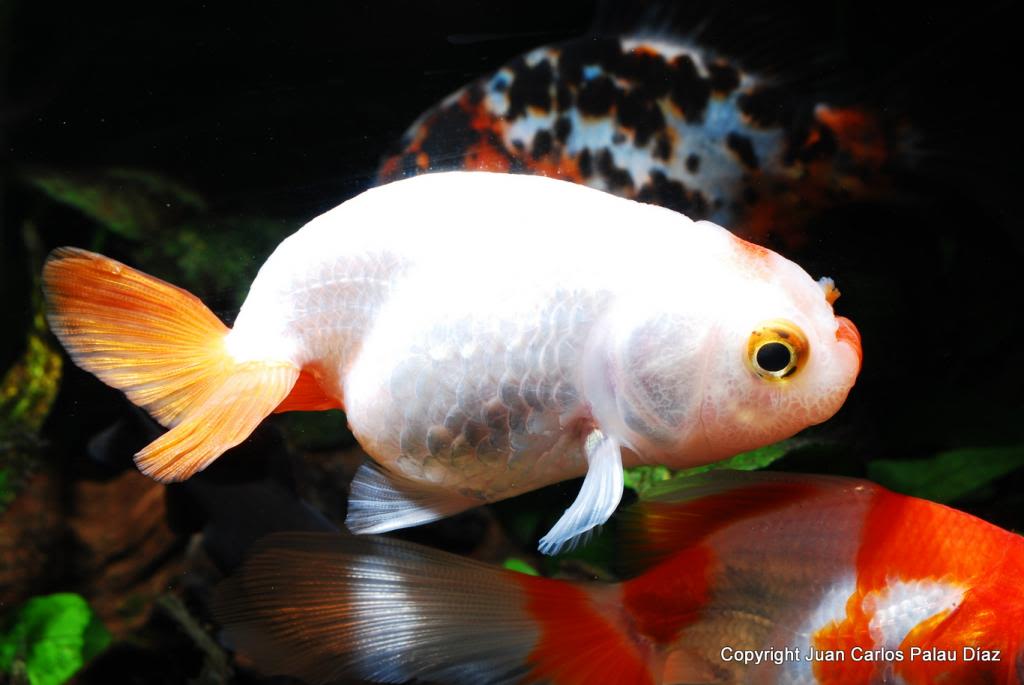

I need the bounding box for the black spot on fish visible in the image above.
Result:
[616,87,666,147]
[726,132,760,170]
[578,148,593,178]
[612,131,626,145]
[554,116,572,143]
[555,82,572,111]
[654,135,672,161]
[577,75,617,116]
[738,86,793,128]
[636,170,709,217]
[617,47,672,98]
[420,106,478,169]
[686,153,700,173]
[708,61,741,95]
[596,148,633,190]
[558,37,623,86]
[668,55,711,122]
[531,129,553,159]
[506,57,555,120]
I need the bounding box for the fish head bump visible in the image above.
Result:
[583,226,861,465]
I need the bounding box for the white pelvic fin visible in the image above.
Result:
[345,461,480,534]
[538,431,623,556]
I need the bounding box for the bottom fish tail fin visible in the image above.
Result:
[43,247,300,481]
[213,532,662,685]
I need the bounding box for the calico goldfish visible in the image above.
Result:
[379,36,899,250]
[214,471,1024,685]
[42,172,860,554]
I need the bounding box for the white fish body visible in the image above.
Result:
[43,172,861,553]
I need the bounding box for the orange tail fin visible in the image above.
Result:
[213,532,662,685]
[43,247,299,481]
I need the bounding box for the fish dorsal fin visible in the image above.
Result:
[619,471,836,573]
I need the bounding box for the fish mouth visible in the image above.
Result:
[835,316,862,367]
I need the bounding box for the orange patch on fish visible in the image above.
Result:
[622,545,712,645]
[519,575,655,685]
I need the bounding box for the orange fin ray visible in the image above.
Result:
[43,247,232,426]
[43,247,300,482]
[134,362,299,481]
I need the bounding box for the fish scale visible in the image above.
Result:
[374,286,602,496]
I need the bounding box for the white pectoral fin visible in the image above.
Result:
[345,461,480,534]
[538,431,624,556]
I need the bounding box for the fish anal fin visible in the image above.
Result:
[345,461,480,534]
[538,432,623,556]
[274,368,342,413]
[135,362,299,482]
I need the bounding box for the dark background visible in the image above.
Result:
[1,1,1021,683]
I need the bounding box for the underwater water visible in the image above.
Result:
[1,1,1021,683]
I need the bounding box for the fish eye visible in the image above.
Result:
[747,320,809,381]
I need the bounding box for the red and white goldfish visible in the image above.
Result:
[43,172,860,554]
[379,36,901,250]
[214,471,1024,685]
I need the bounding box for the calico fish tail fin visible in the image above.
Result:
[213,532,662,685]
[43,247,300,482]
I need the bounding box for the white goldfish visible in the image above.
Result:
[43,172,861,553]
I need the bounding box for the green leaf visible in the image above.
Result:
[622,465,672,496]
[502,558,540,576]
[868,444,1024,503]
[134,216,289,308]
[0,322,62,437]
[0,593,111,685]
[624,440,794,497]
[675,440,793,478]
[1,257,63,513]
[26,168,206,240]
